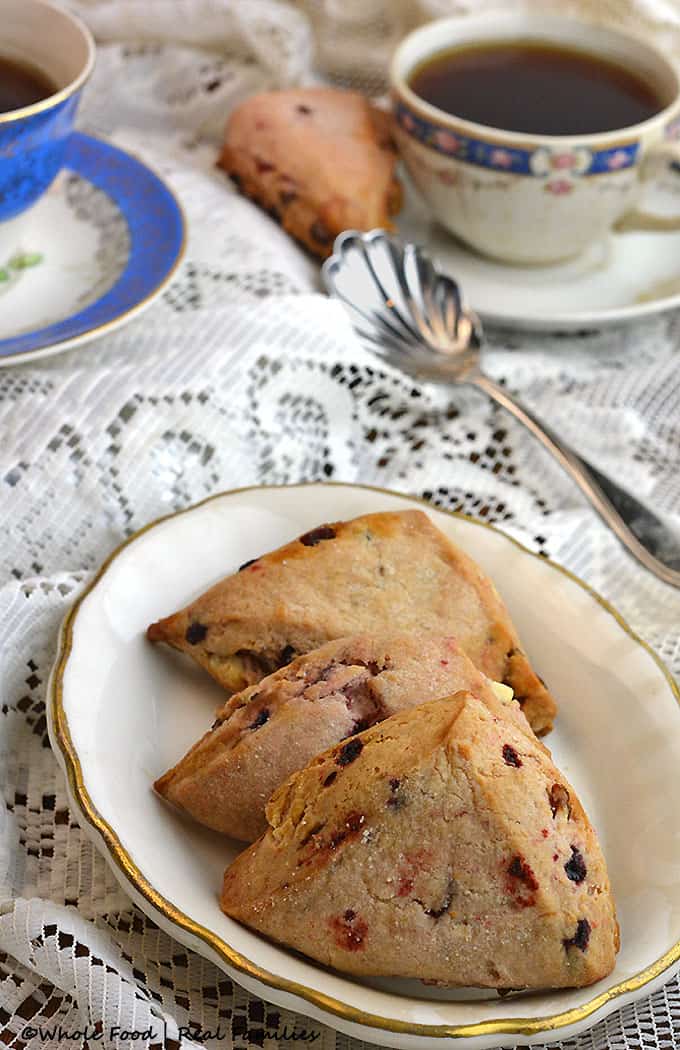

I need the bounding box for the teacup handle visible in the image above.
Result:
[615,141,680,232]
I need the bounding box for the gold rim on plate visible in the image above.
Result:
[49,482,680,1040]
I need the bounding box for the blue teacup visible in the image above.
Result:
[0,0,94,249]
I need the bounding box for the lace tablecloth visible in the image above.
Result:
[2,2,680,1047]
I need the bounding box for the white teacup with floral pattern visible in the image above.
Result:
[391,14,680,264]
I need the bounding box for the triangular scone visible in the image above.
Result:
[218,87,401,259]
[221,694,619,989]
[148,510,556,735]
[154,631,533,842]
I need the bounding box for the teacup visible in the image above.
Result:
[390,14,680,264]
[0,0,95,253]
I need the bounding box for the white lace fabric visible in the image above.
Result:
[1,2,680,1047]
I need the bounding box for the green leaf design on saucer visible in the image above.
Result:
[0,251,43,297]
[9,252,43,270]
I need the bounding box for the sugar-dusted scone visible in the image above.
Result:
[218,87,402,258]
[154,631,532,842]
[221,693,619,989]
[147,510,557,735]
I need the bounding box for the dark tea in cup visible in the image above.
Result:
[0,54,56,113]
[409,41,664,136]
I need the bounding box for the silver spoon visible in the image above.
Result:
[322,228,680,588]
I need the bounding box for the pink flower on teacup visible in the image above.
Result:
[433,129,461,153]
[550,152,577,170]
[401,111,416,132]
[606,149,629,169]
[490,148,513,168]
[544,179,573,195]
[531,147,590,176]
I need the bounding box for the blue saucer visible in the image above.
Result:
[0,131,185,364]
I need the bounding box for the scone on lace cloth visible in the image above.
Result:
[218,87,402,258]
[153,630,535,842]
[221,692,619,989]
[147,510,557,735]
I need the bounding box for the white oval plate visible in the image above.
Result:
[48,483,680,1050]
[397,169,680,331]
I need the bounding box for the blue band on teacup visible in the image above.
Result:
[394,100,640,176]
[0,93,82,221]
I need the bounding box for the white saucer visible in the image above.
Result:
[0,132,185,365]
[397,169,680,330]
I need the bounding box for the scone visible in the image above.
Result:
[221,693,619,989]
[154,631,533,842]
[218,87,401,258]
[147,510,557,735]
